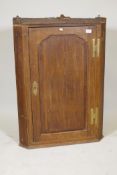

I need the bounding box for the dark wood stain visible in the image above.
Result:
[38,35,87,133]
[13,15,106,148]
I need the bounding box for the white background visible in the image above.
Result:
[0,0,117,146]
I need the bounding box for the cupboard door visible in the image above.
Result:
[29,26,97,144]
[39,34,86,134]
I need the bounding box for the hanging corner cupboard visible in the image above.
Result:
[13,15,106,148]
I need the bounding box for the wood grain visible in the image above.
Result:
[13,16,106,148]
[39,34,87,133]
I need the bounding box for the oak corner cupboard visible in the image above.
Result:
[13,15,106,148]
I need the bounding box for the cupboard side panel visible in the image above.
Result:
[93,23,106,138]
[98,23,106,138]
[13,26,31,146]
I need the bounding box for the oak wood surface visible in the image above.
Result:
[13,16,106,148]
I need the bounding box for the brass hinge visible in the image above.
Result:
[92,38,100,58]
[90,107,99,126]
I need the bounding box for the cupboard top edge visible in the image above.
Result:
[13,16,106,26]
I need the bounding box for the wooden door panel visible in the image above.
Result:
[39,34,87,133]
[29,26,96,143]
